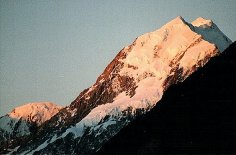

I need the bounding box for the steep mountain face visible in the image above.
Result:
[98,42,236,154]
[2,16,231,154]
[0,102,62,144]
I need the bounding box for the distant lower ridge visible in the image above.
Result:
[98,42,236,154]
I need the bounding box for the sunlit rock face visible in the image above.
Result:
[1,16,232,154]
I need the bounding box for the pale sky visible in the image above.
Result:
[0,0,235,116]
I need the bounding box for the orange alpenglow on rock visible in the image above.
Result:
[0,102,62,142]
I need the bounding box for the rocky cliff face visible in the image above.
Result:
[0,16,232,154]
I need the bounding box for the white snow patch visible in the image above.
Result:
[27,140,49,154]
[7,146,20,154]
[71,109,77,117]
[101,120,116,129]
[60,77,163,140]
[26,134,59,154]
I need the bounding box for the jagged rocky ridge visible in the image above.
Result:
[98,42,236,154]
[0,16,232,154]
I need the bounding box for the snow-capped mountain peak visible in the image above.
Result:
[0,102,62,143]
[191,17,232,52]
[192,17,213,28]
[8,102,62,126]
[2,16,232,154]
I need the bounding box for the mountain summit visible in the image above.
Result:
[98,41,236,154]
[1,16,232,154]
[191,17,231,52]
[0,102,62,143]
